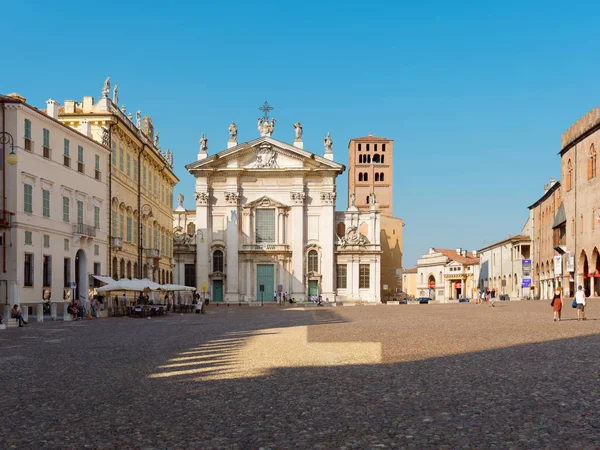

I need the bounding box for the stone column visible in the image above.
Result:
[194,191,210,296]
[290,192,305,300]
[320,192,336,302]
[245,259,253,302]
[225,192,240,302]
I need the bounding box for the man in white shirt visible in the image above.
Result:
[575,285,586,321]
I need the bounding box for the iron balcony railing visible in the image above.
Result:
[145,248,160,259]
[73,223,96,237]
[242,244,291,252]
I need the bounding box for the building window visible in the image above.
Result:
[126,152,131,177]
[133,219,138,246]
[42,189,50,217]
[375,173,379,182]
[24,119,32,139]
[24,254,34,287]
[94,262,101,276]
[589,144,597,180]
[94,244,99,256]
[358,143,361,151]
[381,155,385,164]
[77,145,84,173]
[336,264,347,289]
[337,222,346,237]
[364,173,368,182]
[43,255,52,286]
[380,173,385,182]
[213,250,224,272]
[382,144,386,152]
[94,206,100,229]
[64,258,71,287]
[366,144,370,151]
[63,197,70,222]
[187,222,196,235]
[25,231,33,245]
[127,216,132,243]
[185,264,196,288]
[120,213,124,239]
[566,159,573,191]
[308,250,319,273]
[64,239,69,251]
[111,141,117,167]
[43,128,50,149]
[359,264,370,289]
[358,173,363,182]
[373,154,380,163]
[366,196,370,204]
[374,144,378,151]
[24,183,33,213]
[43,234,50,248]
[119,147,124,172]
[133,159,138,182]
[77,200,84,225]
[143,163,147,187]
[255,209,276,243]
[95,154,101,180]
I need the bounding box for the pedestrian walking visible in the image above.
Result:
[575,285,587,321]
[551,287,563,321]
[490,289,497,307]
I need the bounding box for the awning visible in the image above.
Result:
[159,284,196,291]
[92,275,116,285]
[97,278,161,292]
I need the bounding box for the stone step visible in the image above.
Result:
[7,318,19,328]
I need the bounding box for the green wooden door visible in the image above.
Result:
[213,280,223,302]
[308,280,319,297]
[256,264,274,302]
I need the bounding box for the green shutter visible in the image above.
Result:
[42,189,50,217]
[24,184,33,213]
[95,154,100,171]
[94,206,100,229]
[43,129,50,148]
[77,201,84,224]
[25,231,32,245]
[78,146,84,163]
[63,197,70,222]
[64,139,70,156]
[24,119,31,139]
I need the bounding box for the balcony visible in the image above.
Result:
[73,223,96,238]
[145,248,160,259]
[241,243,291,253]
[111,237,123,249]
[0,210,14,228]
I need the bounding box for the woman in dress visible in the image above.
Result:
[552,287,562,321]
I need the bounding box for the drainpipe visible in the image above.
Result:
[137,144,146,279]
[2,101,6,273]
[107,121,117,278]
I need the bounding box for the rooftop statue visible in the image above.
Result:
[293,122,303,141]
[324,132,333,153]
[229,122,238,141]
[102,77,111,98]
[199,133,208,152]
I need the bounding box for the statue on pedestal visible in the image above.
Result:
[293,122,303,141]
[177,193,184,208]
[229,122,238,141]
[350,192,356,207]
[165,149,173,166]
[102,77,111,98]
[154,132,159,147]
[127,112,133,121]
[136,110,141,128]
[324,132,333,153]
[199,133,208,152]
[113,85,119,104]
[121,105,126,113]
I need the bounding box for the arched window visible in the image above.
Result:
[187,222,196,235]
[381,155,385,164]
[375,173,379,182]
[308,250,319,273]
[364,173,368,182]
[358,173,363,182]
[380,173,385,182]
[367,155,371,164]
[566,159,573,191]
[373,154,380,163]
[337,222,346,237]
[588,144,597,179]
[213,250,224,272]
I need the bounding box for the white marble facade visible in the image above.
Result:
[184,133,382,303]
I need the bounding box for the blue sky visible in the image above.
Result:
[3,1,600,267]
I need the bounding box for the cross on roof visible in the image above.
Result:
[259,101,274,120]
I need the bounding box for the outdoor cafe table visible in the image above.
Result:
[128,305,167,317]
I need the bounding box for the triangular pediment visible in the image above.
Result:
[244,195,289,209]
[186,136,345,173]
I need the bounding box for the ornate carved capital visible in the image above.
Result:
[225,192,240,205]
[194,192,209,206]
[320,192,336,205]
[290,192,305,205]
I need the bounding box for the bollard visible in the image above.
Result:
[36,304,44,322]
[51,302,57,321]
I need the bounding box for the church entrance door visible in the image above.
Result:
[257,264,274,303]
[308,280,319,297]
[213,280,223,302]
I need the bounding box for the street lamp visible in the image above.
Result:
[138,204,153,279]
[0,132,18,165]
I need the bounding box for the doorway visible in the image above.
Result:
[308,280,319,297]
[256,264,274,302]
[75,249,88,303]
[213,280,223,302]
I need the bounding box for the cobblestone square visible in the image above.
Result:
[1,301,599,449]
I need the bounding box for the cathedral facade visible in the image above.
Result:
[179,119,381,303]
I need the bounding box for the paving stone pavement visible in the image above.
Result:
[1,300,599,449]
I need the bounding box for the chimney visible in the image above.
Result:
[549,177,556,187]
[472,250,478,257]
[456,248,462,255]
[64,100,76,114]
[46,99,59,119]
[543,184,549,193]
[82,96,94,111]
[461,250,467,257]
[80,120,92,137]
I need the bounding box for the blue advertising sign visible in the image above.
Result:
[522,278,531,288]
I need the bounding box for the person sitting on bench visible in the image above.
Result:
[11,304,27,327]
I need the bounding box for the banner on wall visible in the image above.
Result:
[522,259,531,278]
[554,255,562,276]
[566,251,575,272]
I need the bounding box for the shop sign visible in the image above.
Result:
[566,251,575,272]
[554,255,562,276]
[522,278,531,288]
